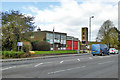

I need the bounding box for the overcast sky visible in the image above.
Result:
[2,0,119,41]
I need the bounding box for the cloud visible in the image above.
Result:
[24,0,118,41]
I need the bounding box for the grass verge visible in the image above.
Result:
[34,50,77,54]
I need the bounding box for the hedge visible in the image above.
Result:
[31,41,50,51]
[2,51,24,58]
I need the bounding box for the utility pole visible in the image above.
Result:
[77,39,79,54]
[72,38,73,50]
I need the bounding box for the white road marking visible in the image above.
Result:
[48,66,86,74]
[98,61,114,64]
[77,59,80,61]
[34,63,43,67]
[2,66,16,71]
[60,61,64,64]
[98,56,103,58]
[89,57,93,59]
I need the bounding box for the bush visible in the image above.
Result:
[2,51,24,58]
[23,41,32,52]
[31,41,51,51]
[31,40,39,51]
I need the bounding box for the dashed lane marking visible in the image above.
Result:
[48,66,86,74]
[34,63,43,67]
[77,59,80,61]
[60,61,64,64]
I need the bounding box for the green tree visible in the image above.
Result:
[1,10,36,51]
[96,20,119,48]
[96,20,114,42]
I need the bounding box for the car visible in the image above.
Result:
[91,44,109,56]
[109,48,118,54]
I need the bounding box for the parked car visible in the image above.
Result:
[109,48,118,54]
[91,44,109,56]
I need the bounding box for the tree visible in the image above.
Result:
[1,10,36,51]
[96,20,114,42]
[96,20,119,48]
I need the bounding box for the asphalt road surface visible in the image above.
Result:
[2,53,118,78]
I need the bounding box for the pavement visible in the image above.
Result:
[2,53,119,78]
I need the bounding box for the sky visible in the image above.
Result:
[1,0,119,41]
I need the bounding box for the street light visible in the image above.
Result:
[53,27,55,51]
[89,16,94,53]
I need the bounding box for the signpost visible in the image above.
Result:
[17,42,23,51]
[46,39,50,42]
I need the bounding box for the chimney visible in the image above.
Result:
[37,27,41,32]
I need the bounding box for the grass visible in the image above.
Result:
[34,50,77,54]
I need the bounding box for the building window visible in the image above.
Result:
[82,41,86,44]
[83,32,84,35]
[83,36,85,39]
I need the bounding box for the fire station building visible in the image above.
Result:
[24,28,79,51]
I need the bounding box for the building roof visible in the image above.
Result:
[33,30,67,35]
[82,27,88,29]
[67,36,79,41]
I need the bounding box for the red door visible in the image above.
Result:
[54,44,58,50]
[67,40,72,50]
[73,41,78,50]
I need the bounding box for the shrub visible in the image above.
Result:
[31,41,51,51]
[23,41,32,52]
[2,51,24,58]
[31,40,39,51]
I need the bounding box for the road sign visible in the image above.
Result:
[17,42,23,46]
[86,45,90,49]
[46,39,50,42]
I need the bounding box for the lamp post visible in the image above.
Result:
[89,16,94,53]
[53,27,55,51]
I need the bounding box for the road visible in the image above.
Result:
[2,53,118,78]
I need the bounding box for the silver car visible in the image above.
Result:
[109,48,118,54]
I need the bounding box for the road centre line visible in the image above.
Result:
[48,66,86,74]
